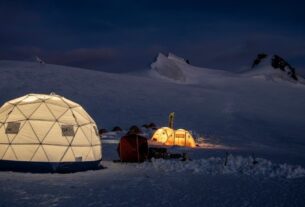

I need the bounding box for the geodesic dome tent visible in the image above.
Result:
[151,127,196,148]
[0,93,102,172]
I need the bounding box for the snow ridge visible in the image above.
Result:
[150,53,187,82]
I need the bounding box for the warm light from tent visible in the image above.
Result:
[151,127,196,148]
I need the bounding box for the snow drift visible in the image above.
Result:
[140,155,305,179]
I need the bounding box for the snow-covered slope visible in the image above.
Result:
[1,58,305,206]
[1,59,305,157]
[150,53,233,84]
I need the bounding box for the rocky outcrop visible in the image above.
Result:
[271,55,298,81]
[252,53,268,68]
[251,53,300,81]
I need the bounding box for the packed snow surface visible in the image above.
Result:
[0,56,305,206]
[143,155,305,179]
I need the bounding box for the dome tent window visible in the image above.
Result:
[5,122,20,134]
[61,125,74,136]
[0,93,102,173]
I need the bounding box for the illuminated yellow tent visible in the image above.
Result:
[151,127,196,148]
[151,127,174,143]
[0,93,102,172]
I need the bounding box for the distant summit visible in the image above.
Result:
[251,53,300,81]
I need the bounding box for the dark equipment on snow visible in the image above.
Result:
[148,147,189,161]
[142,123,157,130]
[142,124,149,128]
[148,122,157,129]
[98,128,108,135]
[112,126,123,132]
[127,125,142,135]
[117,134,148,162]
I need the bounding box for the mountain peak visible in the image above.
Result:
[250,53,303,83]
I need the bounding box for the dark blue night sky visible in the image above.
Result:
[1,0,305,74]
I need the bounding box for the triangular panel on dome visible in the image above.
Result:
[79,125,93,145]
[91,126,100,145]
[72,109,90,125]
[0,144,9,159]
[18,95,42,105]
[91,131,101,146]
[57,109,77,125]
[71,146,90,161]
[42,123,70,145]
[5,106,26,122]
[8,95,28,105]
[45,96,69,108]
[73,107,94,123]
[30,103,55,121]
[12,121,40,144]
[85,148,95,161]
[61,147,75,162]
[92,146,102,160]
[46,104,69,119]
[34,94,51,101]
[2,146,17,160]
[61,97,79,108]
[71,127,91,146]
[0,124,9,144]
[31,146,49,162]
[0,103,14,115]
[17,103,41,118]
[11,144,39,161]
[30,120,55,142]
[43,145,67,162]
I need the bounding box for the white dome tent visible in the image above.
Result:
[0,93,102,172]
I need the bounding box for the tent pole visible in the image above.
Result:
[136,134,140,162]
